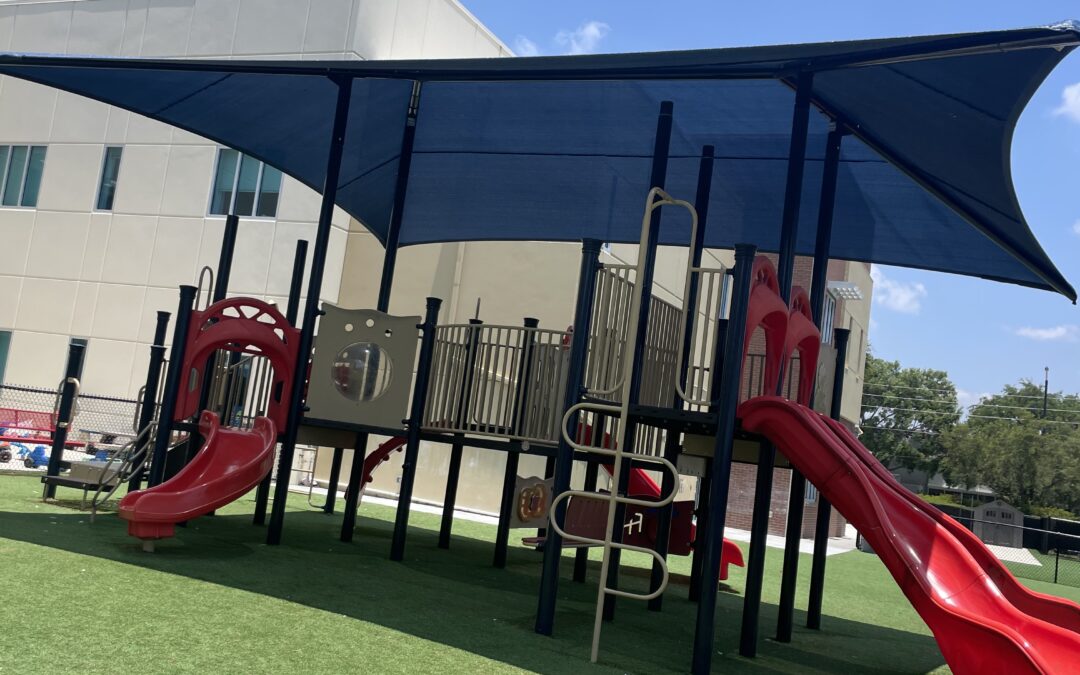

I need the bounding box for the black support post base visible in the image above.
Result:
[322,447,344,514]
[439,441,464,549]
[493,451,520,568]
[340,434,368,543]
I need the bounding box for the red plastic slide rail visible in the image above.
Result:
[782,286,820,405]
[742,256,789,396]
[740,257,821,404]
[175,298,300,430]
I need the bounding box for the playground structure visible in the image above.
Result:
[12,23,1080,675]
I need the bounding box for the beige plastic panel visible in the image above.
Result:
[306,304,420,429]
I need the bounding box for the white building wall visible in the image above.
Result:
[0,0,509,398]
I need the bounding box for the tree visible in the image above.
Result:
[860,355,961,475]
[940,382,1080,514]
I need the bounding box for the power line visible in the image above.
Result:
[863,405,1080,426]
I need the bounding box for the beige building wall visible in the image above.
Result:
[0,0,509,398]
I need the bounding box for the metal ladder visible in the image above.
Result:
[547,187,697,662]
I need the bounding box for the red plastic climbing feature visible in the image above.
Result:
[175,297,300,430]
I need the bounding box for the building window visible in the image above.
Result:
[805,482,819,504]
[0,330,10,385]
[209,149,282,218]
[96,146,123,211]
[0,145,47,208]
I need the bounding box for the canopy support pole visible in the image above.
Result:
[377,81,421,314]
[603,100,674,623]
[740,71,813,657]
[690,245,756,675]
[776,122,845,641]
[267,75,354,545]
[534,238,602,636]
[648,144,715,611]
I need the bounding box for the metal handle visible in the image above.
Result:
[55,377,81,429]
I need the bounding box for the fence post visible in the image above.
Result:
[1055,548,1061,585]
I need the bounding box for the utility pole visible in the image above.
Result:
[1043,367,1050,419]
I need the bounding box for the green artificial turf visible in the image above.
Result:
[1,474,1077,674]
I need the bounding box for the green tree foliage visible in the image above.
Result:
[860,355,961,474]
[940,382,1080,514]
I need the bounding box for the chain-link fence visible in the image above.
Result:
[0,383,140,473]
[944,514,1080,589]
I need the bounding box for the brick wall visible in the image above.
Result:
[724,462,846,538]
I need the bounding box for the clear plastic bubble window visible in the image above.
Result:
[331,343,393,402]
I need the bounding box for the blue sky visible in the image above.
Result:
[464,0,1080,404]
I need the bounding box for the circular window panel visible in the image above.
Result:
[331,342,394,402]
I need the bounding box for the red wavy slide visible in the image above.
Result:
[119,411,276,543]
[739,396,1080,674]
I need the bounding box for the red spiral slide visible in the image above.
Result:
[739,396,1080,674]
[119,411,276,543]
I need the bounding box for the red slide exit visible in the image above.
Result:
[119,411,276,543]
[739,396,1080,674]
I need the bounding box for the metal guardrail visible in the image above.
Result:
[423,323,571,445]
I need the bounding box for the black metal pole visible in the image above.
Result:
[377,82,421,314]
[649,144,715,611]
[286,240,308,325]
[438,318,482,548]
[438,443,464,549]
[194,213,240,426]
[42,342,86,498]
[147,285,197,488]
[321,446,344,514]
[214,214,239,303]
[691,245,757,675]
[741,72,814,658]
[339,432,370,542]
[267,76,353,545]
[128,311,170,491]
[604,99,674,622]
[536,455,557,543]
[689,316,728,602]
[777,122,843,642]
[535,238,602,636]
[390,297,442,561]
[494,317,540,568]
[573,457,601,582]
[807,327,850,629]
[253,239,307,525]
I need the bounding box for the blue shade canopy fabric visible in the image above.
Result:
[0,23,1076,299]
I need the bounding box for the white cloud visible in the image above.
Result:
[1014,324,1079,341]
[554,20,610,55]
[514,35,539,57]
[1054,83,1080,123]
[869,266,927,314]
[1072,219,1080,237]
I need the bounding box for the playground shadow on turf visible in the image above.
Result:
[0,500,946,675]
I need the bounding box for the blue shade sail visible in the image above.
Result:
[0,23,1075,299]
